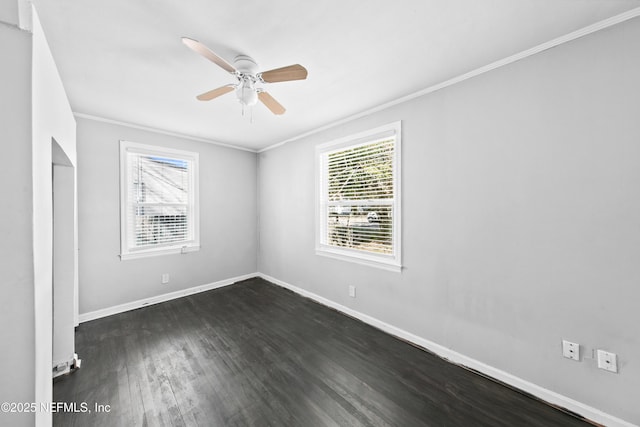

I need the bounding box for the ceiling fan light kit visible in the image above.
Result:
[182,37,308,116]
[237,83,258,107]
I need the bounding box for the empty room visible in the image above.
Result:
[1,0,639,426]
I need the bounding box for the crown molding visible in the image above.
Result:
[258,6,640,153]
[73,7,640,155]
[73,112,258,153]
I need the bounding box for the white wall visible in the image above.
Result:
[0,5,77,427]
[77,118,257,315]
[258,17,640,425]
[0,17,36,427]
[32,7,77,427]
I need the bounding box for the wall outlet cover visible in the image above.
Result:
[562,340,580,361]
[596,350,618,373]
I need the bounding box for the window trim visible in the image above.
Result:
[315,121,402,272]
[119,140,200,260]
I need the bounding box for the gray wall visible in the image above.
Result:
[77,118,258,314]
[1,6,78,426]
[0,19,35,427]
[0,1,18,25]
[258,18,640,424]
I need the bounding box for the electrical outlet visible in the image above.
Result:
[161,273,170,284]
[597,350,618,373]
[348,285,356,298]
[562,340,580,361]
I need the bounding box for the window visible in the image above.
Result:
[316,122,401,271]
[120,141,199,259]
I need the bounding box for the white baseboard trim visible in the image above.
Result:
[257,272,636,427]
[78,273,258,323]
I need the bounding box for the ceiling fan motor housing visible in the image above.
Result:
[233,55,259,74]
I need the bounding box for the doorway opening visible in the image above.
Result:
[52,139,78,377]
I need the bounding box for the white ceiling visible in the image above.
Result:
[34,0,639,151]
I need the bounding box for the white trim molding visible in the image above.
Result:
[68,7,640,155]
[259,6,640,153]
[78,273,257,323]
[74,113,258,153]
[76,270,637,426]
[119,140,200,260]
[315,122,402,272]
[18,0,33,31]
[257,273,637,427]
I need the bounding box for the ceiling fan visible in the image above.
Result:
[182,37,308,115]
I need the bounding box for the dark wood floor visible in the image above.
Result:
[54,277,591,426]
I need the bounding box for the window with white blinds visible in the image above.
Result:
[120,141,199,259]
[316,122,401,271]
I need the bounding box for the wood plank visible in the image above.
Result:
[54,278,592,426]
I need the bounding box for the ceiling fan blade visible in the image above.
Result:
[196,84,235,101]
[259,64,308,83]
[258,91,286,115]
[182,37,236,74]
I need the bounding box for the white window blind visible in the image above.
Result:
[120,141,199,259]
[317,122,401,271]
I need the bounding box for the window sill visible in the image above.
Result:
[316,246,402,273]
[120,245,200,261]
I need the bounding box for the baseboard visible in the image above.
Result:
[257,273,636,427]
[78,272,258,323]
